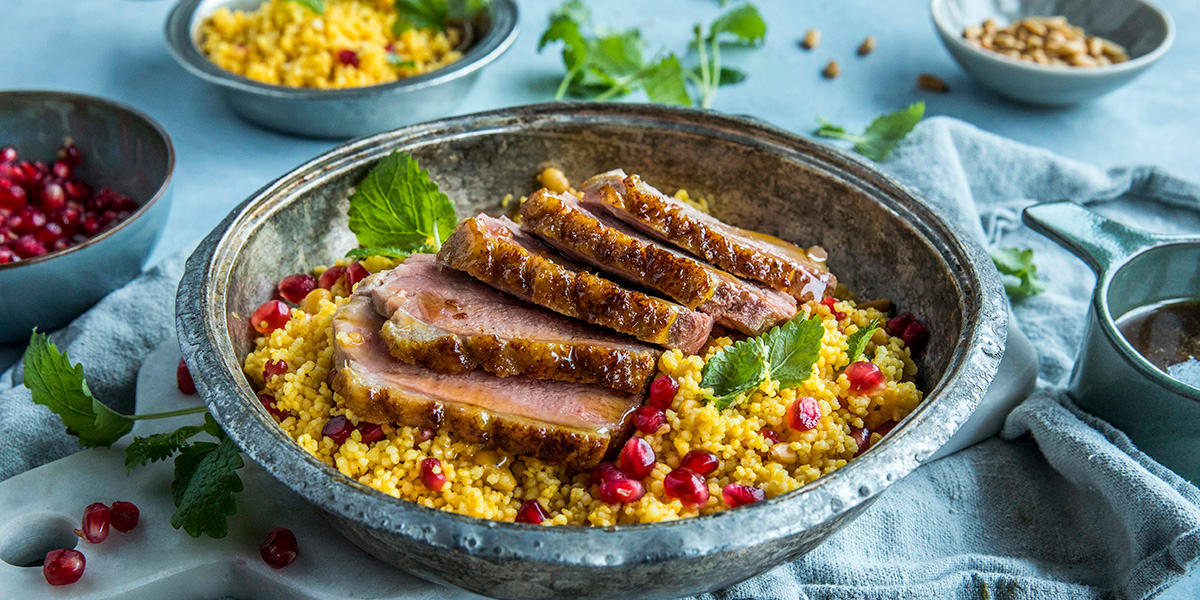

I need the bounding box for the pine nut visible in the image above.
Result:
[802,29,821,50]
[857,36,876,56]
[821,60,840,79]
[961,16,1128,67]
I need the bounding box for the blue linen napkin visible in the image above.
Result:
[0,117,1196,599]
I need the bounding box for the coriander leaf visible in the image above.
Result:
[687,65,747,86]
[170,435,244,538]
[125,425,205,471]
[813,102,925,161]
[286,0,325,13]
[589,30,647,80]
[642,54,692,106]
[762,315,825,389]
[22,331,133,447]
[347,150,458,255]
[813,117,850,139]
[538,7,588,76]
[991,247,1045,299]
[386,54,416,68]
[701,338,768,410]
[708,3,766,45]
[844,320,881,366]
[394,0,448,33]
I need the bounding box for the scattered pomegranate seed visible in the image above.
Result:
[647,375,678,410]
[76,502,110,543]
[820,296,846,320]
[259,393,288,419]
[875,420,898,437]
[109,501,140,532]
[318,265,347,289]
[515,499,548,524]
[845,361,886,395]
[618,437,656,479]
[663,468,710,506]
[51,160,71,179]
[42,548,85,586]
[722,483,766,507]
[679,449,719,476]
[758,427,780,444]
[259,528,298,569]
[633,405,667,434]
[321,415,353,444]
[337,49,360,67]
[421,457,447,491]
[850,427,871,456]
[356,422,385,443]
[176,358,197,394]
[901,320,929,355]
[277,273,317,304]
[263,359,288,381]
[590,461,625,486]
[787,396,822,431]
[251,300,290,334]
[0,146,16,163]
[345,262,370,288]
[886,312,915,337]
[598,478,645,503]
[414,427,435,443]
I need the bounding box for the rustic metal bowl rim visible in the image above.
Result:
[163,0,519,100]
[0,89,175,273]
[177,102,1005,565]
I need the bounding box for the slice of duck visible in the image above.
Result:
[580,170,837,303]
[362,254,659,394]
[331,294,641,470]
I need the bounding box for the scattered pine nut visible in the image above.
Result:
[857,36,876,56]
[822,60,840,79]
[917,73,949,92]
[962,16,1128,66]
[802,29,821,50]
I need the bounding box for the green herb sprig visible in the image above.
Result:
[991,247,1045,299]
[814,102,925,161]
[700,315,825,409]
[346,150,459,259]
[843,320,880,367]
[394,0,488,35]
[286,0,325,14]
[689,3,766,108]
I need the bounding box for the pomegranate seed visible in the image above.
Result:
[40,181,66,212]
[633,405,667,434]
[321,415,353,444]
[845,361,886,395]
[598,478,645,503]
[0,182,25,211]
[13,234,46,258]
[251,300,290,334]
[176,358,197,394]
[758,427,780,444]
[52,238,70,251]
[42,548,85,586]
[647,375,678,410]
[51,160,71,179]
[590,461,625,486]
[886,312,915,337]
[77,502,110,543]
[345,262,370,288]
[109,501,139,532]
[263,359,288,381]
[318,265,347,289]
[851,427,871,456]
[16,208,45,233]
[787,396,822,431]
[901,320,929,355]
[259,393,288,419]
[0,146,16,163]
[679,450,718,476]
[515,499,548,524]
[36,222,63,245]
[722,483,766,507]
[618,437,656,479]
[259,528,298,569]
[0,247,15,264]
[663,468,709,506]
[60,143,82,166]
[337,49,360,67]
[414,427,435,443]
[420,457,447,491]
[876,420,898,437]
[820,296,845,320]
[356,422,385,443]
[277,273,316,304]
[80,214,100,235]
[64,180,91,200]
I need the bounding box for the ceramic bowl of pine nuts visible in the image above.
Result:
[930,0,1173,105]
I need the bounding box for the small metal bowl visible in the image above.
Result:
[164,0,518,139]
[931,0,1174,105]
[177,103,1006,599]
[0,90,174,343]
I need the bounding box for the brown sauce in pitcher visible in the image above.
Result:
[1116,299,1200,388]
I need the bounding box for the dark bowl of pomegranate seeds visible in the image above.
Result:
[0,91,173,342]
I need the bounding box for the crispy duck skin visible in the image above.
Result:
[331,294,641,470]
[362,254,660,394]
[436,214,713,353]
[519,188,797,335]
[580,170,837,303]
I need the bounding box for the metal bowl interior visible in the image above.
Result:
[177,103,1006,599]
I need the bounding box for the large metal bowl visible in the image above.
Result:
[176,103,1006,599]
[164,0,518,139]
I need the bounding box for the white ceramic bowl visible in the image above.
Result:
[930,0,1174,105]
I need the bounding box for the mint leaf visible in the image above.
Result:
[844,319,881,366]
[394,0,448,33]
[346,245,434,259]
[125,424,205,471]
[991,247,1045,299]
[814,102,925,161]
[708,4,766,45]
[22,331,133,447]
[347,150,458,256]
[286,0,325,13]
[170,433,244,538]
[762,315,825,388]
[643,54,692,106]
[701,337,768,409]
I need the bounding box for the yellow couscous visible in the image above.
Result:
[243,258,923,525]
[198,0,463,89]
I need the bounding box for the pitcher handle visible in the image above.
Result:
[1021,200,1171,274]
